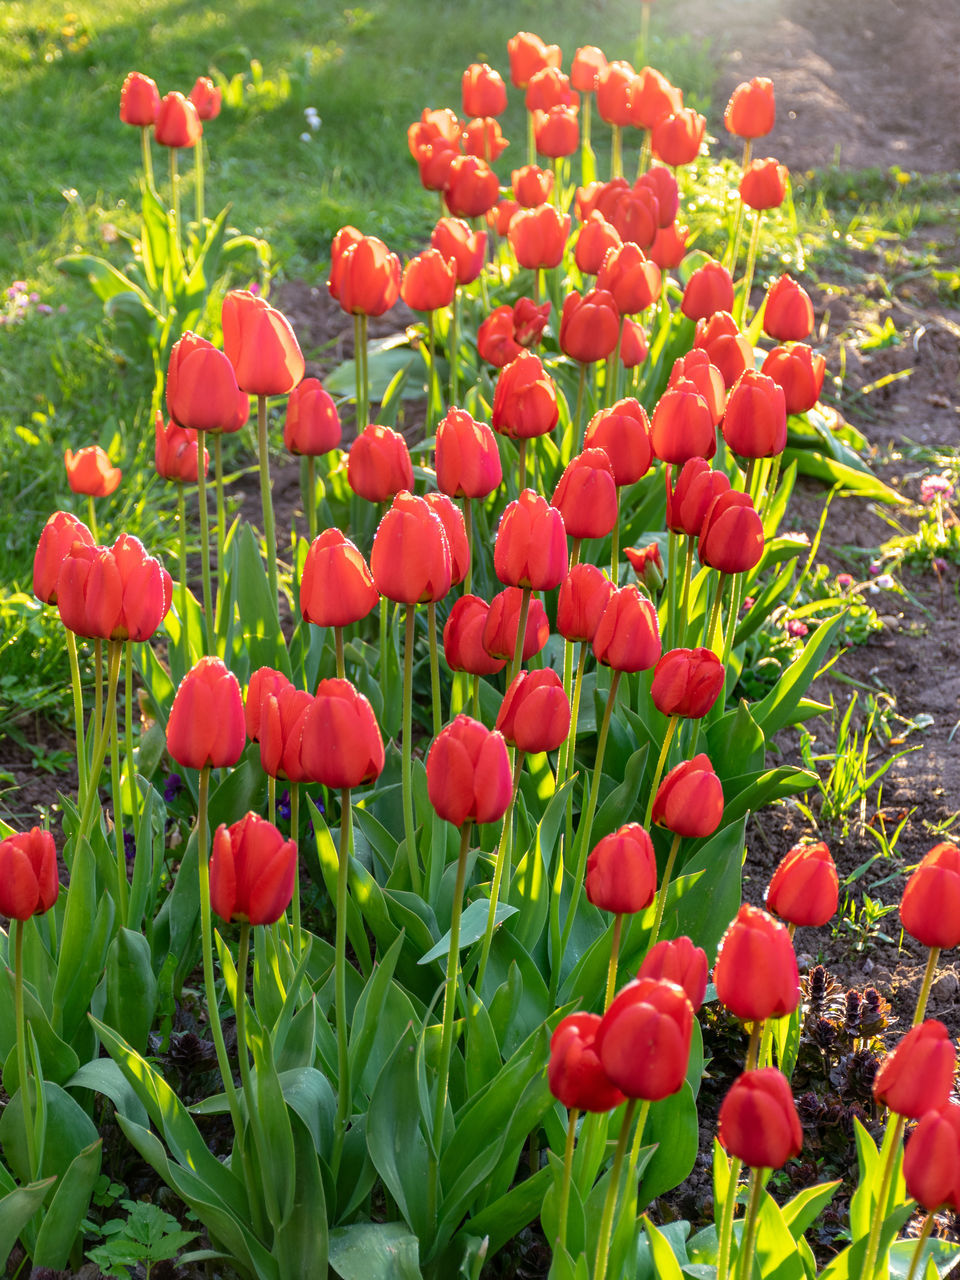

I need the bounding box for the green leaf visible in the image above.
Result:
[637,1081,699,1206]
[642,1216,686,1280]
[419,901,518,966]
[32,1137,102,1268]
[752,614,844,736]
[50,839,115,1045]
[1,976,79,1090]
[0,1177,56,1263]
[719,766,818,827]
[277,1067,336,1162]
[328,1222,423,1280]
[104,928,158,1055]
[366,1026,431,1243]
[706,701,765,782]
[780,1179,841,1242]
[248,1023,297,1229]
[888,1239,960,1280]
[0,1080,97,1185]
[55,253,152,305]
[772,1005,804,1081]
[464,990,501,1098]
[233,523,292,675]
[67,1058,149,1129]
[462,1165,553,1261]
[754,1189,807,1280]
[272,1112,328,1280]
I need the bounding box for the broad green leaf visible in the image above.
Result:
[720,766,817,827]
[780,1179,841,1241]
[328,1222,423,1280]
[642,1216,686,1280]
[0,1177,56,1263]
[419,900,518,966]
[248,1024,297,1229]
[66,1057,149,1129]
[366,1026,431,1243]
[55,253,152,305]
[1,977,79,1091]
[0,1080,97,1185]
[705,701,765,784]
[637,1081,699,1206]
[50,839,115,1045]
[272,1112,328,1280]
[752,614,844,738]
[754,1189,807,1280]
[278,1067,336,1162]
[104,928,158,1055]
[32,1137,102,1268]
[461,1165,553,1262]
[888,1238,960,1279]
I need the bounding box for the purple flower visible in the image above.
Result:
[277,789,291,821]
[163,772,183,802]
[124,831,137,863]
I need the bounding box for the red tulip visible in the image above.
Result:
[487,197,520,236]
[722,369,787,458]
[426,715,513,826]
[719,1069,802,1168]
[462,63,507,118]
[415,141,459,192]
[903,1103,960,1211]
[300,529,379,628]
[257,684,314,783]
[596,60,636,127]
[423,492,469,586]
[650,380,716,464]
[551,449,618,540]
[298,678,385,789]
[494,488,567,590]
[491,352,559,440]
[461,117,509,162]
[508,204,570,270]
[694,311,753,388]
[120,72,160,127]
[525,66,575,113]
[166,332,248,434]
[0,828,58,920]
[507,31,561,90]
[557,564,615,643]
[283,378,341,457]
[401,248,456,313]
[713,904,800,1021]
[221,291,304,396]
[431,218,487,285]
[155,412,208,483]
[559,290,621,365]
[33,511,94,605]
[592,585,661,672]
[681,260,735,321]
[534,106,579,158]
[761,344,826,415]
[606,186,660,250]
[900,842,960,950]
[327,224,363,297]
[583,398,653,487]
[110,532,172,641]
[651,647,725,719]
[408,108,461,158]
[652,754,724,838]
[57,537,169,643]
[724,77,776,139]
[210,814,297,926]
[154,91,202,148]
[512,164,555,208]
[638,936,708,1012]
[189,76,222,121]
[167,657,246,771]
[444,155,500,218]
[328,235,402,317]
[586,823,657,915]
[596,242,660,315]
[549,1013,626,1113]
[637,165,679,227]
[763,274,814,342]
[496,668,571,754]
[766,841,839,928]
[435,407,502,499]
[244,666,291,743]
[651,109,705,167]
[571,46,607,94]
[370,491,452,604]
[740,157,788,211]
[513,296,551,347]
[624,542,664,591]
[698,490,764,574]
[666,458,731,537]
[64,445,121,497]
[575,212,622,276]
[596,977,693,1100]
[477,307,523,368]
[667,350,725,426]
[873,1021,956,1119]
[347,424,414,503]
[648,220,689,270]
[631,66,683,131]
[444,595,507,676]
[483,587,550,662]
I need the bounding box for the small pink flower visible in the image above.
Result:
[836,573,854,590]
[785,619,808,638]
[920,473,954,505]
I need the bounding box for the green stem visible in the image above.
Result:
[726,138,753,273]
[257,395,279,617]
[594,1097,637,1280]
[194,135,205,228]
[427,602,442,740]
[65,630,87,803]
[169,148,180,259]
[471,673,480,719]
[556,1106,579,1255]
[720,573,745,680]
[353,314,367,433]
[124,642,137,852]
[508,586,532,686]
[704,573,728,653]
[527,110,536,167]
[476,753,522,991]
[760,452,783,524]
[110,657,126,920]
[611,124,622,181]
[611,489,620,586]
[290,782,301,959]
[78,640,122,842]
[603,913,624,1011]
[140,125,155,191]
[736,209,763,327]
[573,363,586,455]
[426,310,436,434]
[335,625,345,679]
[582,94,592,164]
[87,495,98,544]
[858,1115,905,1280]
[267,775,276,827]
[905,1214,935,1280]
[463,497,473,596]
[177,484,191,662]
[647,830,682,951]
[432,823,473,1149]
[913,946,941,1026]
[644,716,678,828]
[306,455,317,541]
[677,539,694,645]
[333,787,353,1174]
[666,528,679,650]
[214,434,226,616]
[716,1154,744,1280]
[196,429,214,653]
[449,288,460,408]
[402,605,422,893]
[735,1168,765,1280]
[517,438,528,491]
[14,920,37,1178]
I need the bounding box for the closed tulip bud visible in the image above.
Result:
[56,543,122,640]
[666,458,731,537]
[607,186,660,250]
[724,77,776,139]
[681,260,735,321]
[401,248,457,313]
[557,563,615,643]
[426,715,513,826]
[509,204,570,270]
[154,91,202,148]
[559,290,621,366]
[761,344,826,415]
[650,381,717,464]
[222,291,305,397]
[258,685,314,783]
[525,66,575,113]
[575,212,622,276]
[900,842,960,950]
[586,823,657,915]
[596,60,636,127]
[492,352,559,440]
[649,220,690,270]
[507,31,561,90]
[631,66,683,131]
[189,76,222,121]
[487,196,520,235]
[903,1104,960,1211]
[0,828,58,920]
[408,108,461,159]
[444,595,507,676]
[483,587,550,662]
[371,491,452,605]
[624,542,664,592]
[667,350,725,426]
[283,378,341,457]
[651,647,725,719]
[551,448,618,540]
[597,242,661,314]
[210,814,297,926]
[33,511,94,605]
[328,235,402,318]
[166,332,248,434]
[583,398,653,487]
[495,488,567,590]
[639,936,708,1012]
[534,106,579,159]
[110,533,172,641]
[461,117,509,162]
[513,296,551,346]
[431,217,488,285]
[713,904,800,1021]
[496,668,571,754]
[347,424,414,503]
[766,840,839,928]
[298,678,385,789]
[723,369,787,459]
[763,274,814,342]
[694,311,754,389]
[571,46,608,93]
[167,657,246,771]
[719,1069,802,1169]
[549,1013,626,1113]
[652,753,724,837]
[64,445,122,497]
[120,72,160,127]
[651,109,706,167]
[637,165,680,227]
[444,155,500,218]
[576,180,608,223]
[873,1021,956,1119]
[596,977,694,1100]
[300,529,379,628]
[699,490,765,574]
[435,408,502,499]
[477,306,524,368]
[416,141,459,192]
[740,157,788,211]
[462,63,508,119]
[244,666,291,742]
[155,412,208,483]
[423,493,470,586]
[593,585,662,672]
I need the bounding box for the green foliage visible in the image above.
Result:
[86,1199,198,1278]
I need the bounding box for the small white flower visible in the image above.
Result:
[874,573,895,590]
[299,132,312,143]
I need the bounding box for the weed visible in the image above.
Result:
[834,890,901,952]
[85,1199,198,1279]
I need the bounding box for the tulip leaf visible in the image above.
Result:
[0,1177,57,1264]
[0,1080,97,1186]
[1,976,79,1091]
[32,1137,102,1269]
[668,818,747,959]
[772,1004,804,1081]
[418,900,518,967]
[50,836,115,1045]
[366,1025,432,1244]
[104,928,158,1056]
[66,1058,149,1129]
[781,1179,841,1242]
[591,744,649,844]
[232,523,293,676]
[641,1217,687,1280]
[55,253,153,305]
[328,1222,423,1280]
[270,1112,326,1280]
[309,800,374,977]
[636,1080,699,1208]
[888,1239,960,1279]
[706,701,766,782]
[752,613,844,737]
[753,1189,808,1280]
[720,765,818,827]
[782,446,902,503]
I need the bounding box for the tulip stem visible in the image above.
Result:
[433,822,473,1152]
[666,528,679,649]
[913,946,941,1027]
[214,434,226,607]
[353,314,368,432]
[594,1097,637,1280]
[124,642,138,852]
[304,455,317,542]
[760,452,783,525]
[176,485,191,662]
[677,538,694,644]
[401,605,422,894]
[257,395,280,618]
[476,752,523,992]
[333,787,353,1176]
[557,638,576,785]
[905,1213,935,1280]
[736,210,763,328]
[92,637,102,760]
[426,311,436,434]
[463,497,473,596]
[527,110,536,167]
[644,715,678,828]
[471,673,480,719]
[196,429,214,653]
[726,139,753,275]
[705,573,728,653]
[109,661,127,920]
[140,125,155,192]
[267,775,276,828]
[194,135,205,229]
[427,602,442,740]
[647,829,683,952]
[720,572,745,677]
[335,625,345,679]
[290,782,301,960]
[508,586,532,686]
[735,1168,764,1280]
[169,148,180,259]
[449,288,460,409]
[556,1106,579,1255]
[573,363,586,456]
[611,490,621,586]
[87,495,98,544]
[78,640,123,844]
[517,439,528,491]
[858,1114,905,1280]
[65,630,88,805]
[14,920,37,1179]
[611,124,623,181]
[603,913,624,1011]
[716,1154,744,1280]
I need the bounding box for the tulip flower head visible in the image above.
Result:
[120,72,160,127]
[763,274,814,342]
[550,448,618,541]
[347,424,414,503]
[496,668,571,754]
[284,378,342,457]
[651,647,725,720]
[329,233,402,317]
[166,332,249,434]
[155,412,208,483]
[638,936,708,1012]
[766,841,839,928]
[189,76,222,121]
[724,77,776,139]
[64,446,122,498]
[873,1020,956,1119]
[167,657,246,771]
[300,529,379,628]
[585,823,657,915]
[549,1013,626,1113]
[761,344,826,416]
[222,291,304,396]
[371,491,452,605]
[556,563,616,643]
[681,260,735,322]
[154,91,202,148]
[33,511,94,605]
[426,715,513,827]
[491,352,560,440]
[592,585,662,672]
[595,977,694,1100]
[698,490,765,575]
[718,1069,802,1168]
[210,813,297,926]
[740,157,789,211]
[583,398,653,487]
[0,828,59,920]
[903,1103,960,1212]
[298,679,385,790]
[900,842,960,950]
[482,587,550,662]
[713,903,800,1022]
[722,369,787,459]
[444,595,507,677]
[494,488,567,591]
[462,63,508,119]
[435,407,502,499]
